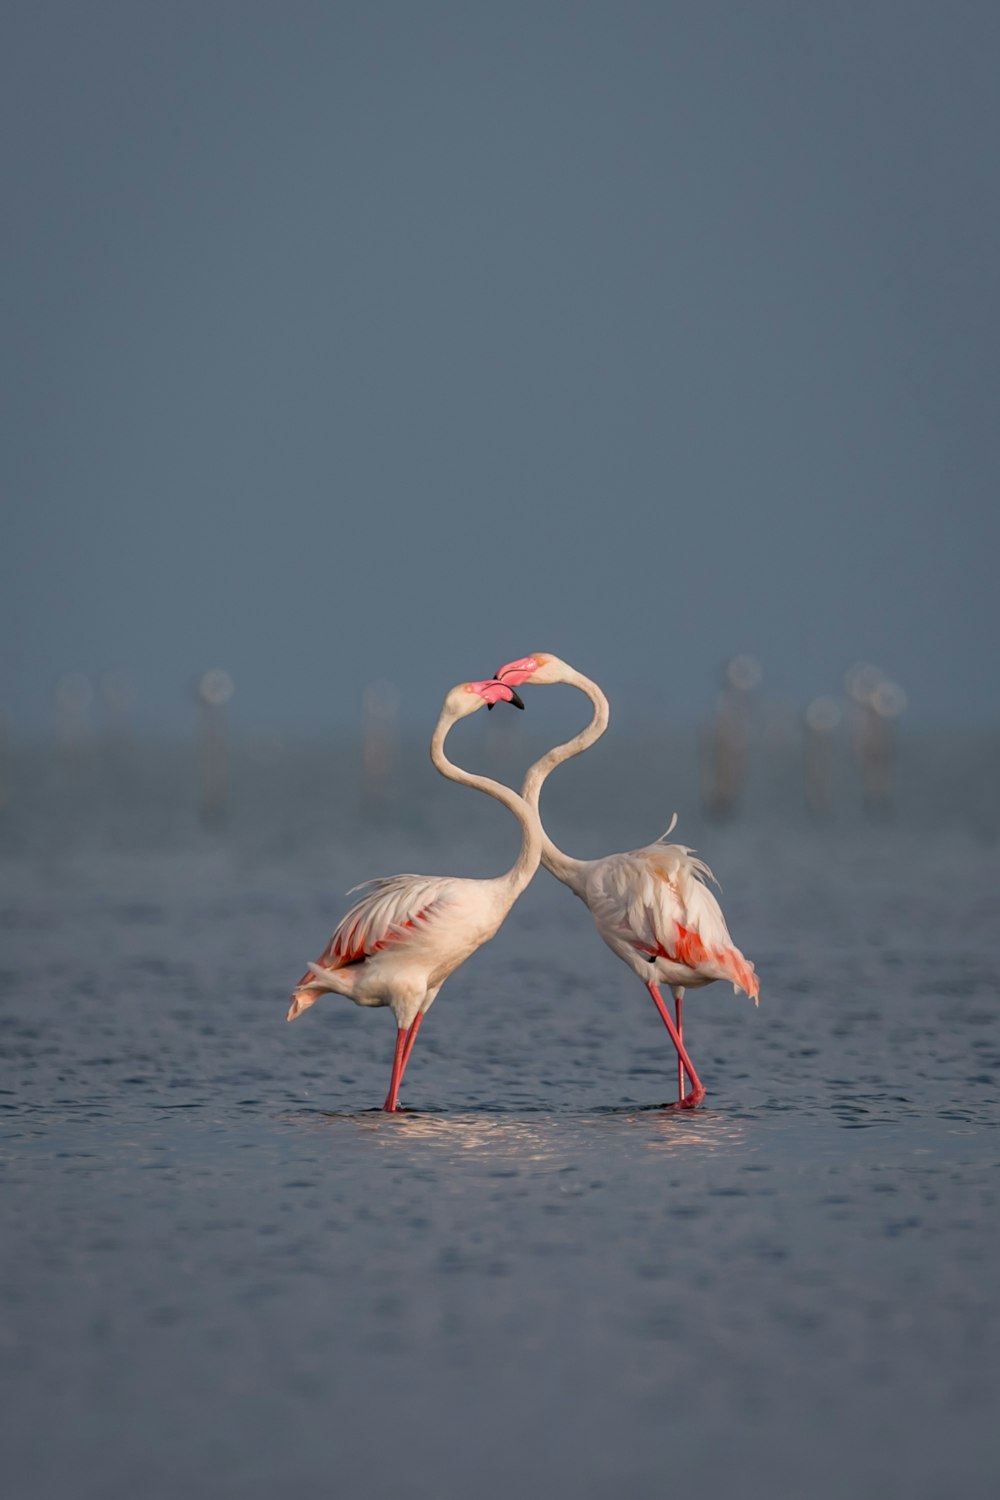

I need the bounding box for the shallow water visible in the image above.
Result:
[1,749,999,1498]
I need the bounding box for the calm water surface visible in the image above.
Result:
[1,749,999,1497]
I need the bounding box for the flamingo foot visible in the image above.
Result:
[666,1084,706,1111]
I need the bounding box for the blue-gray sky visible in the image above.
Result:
[3,1,998,730]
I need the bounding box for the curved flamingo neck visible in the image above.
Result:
[430,713,542,902]
[521,668,609,887]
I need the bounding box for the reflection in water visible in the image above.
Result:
[616,1111,747,1156]
[281,1106,747,1165]
[376,1113,571,1165]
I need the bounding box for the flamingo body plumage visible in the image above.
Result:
[292,871,522,1026]
[577,839,759,1003]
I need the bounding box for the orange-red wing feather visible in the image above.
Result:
[296,874,454,987]
[638,925,758,1000]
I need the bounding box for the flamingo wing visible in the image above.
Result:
[587,844,759,1001]
[297,874,457,984]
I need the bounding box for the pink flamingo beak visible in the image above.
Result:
[493,656,539,688]
[469,679,525,710]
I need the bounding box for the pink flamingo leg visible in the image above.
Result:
[646,981,705,1108]
[383,1028,408,1112]
[400,1011,424,1070]
[383,1015,424,1112]
[675,990,686,1103]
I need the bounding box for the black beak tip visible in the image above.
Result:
[509,688,525,710]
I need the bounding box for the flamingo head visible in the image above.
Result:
[493,653,566,688]
[443,678,525,721]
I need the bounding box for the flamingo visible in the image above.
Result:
[493,654,760,1108]
[286,677,539,1112]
